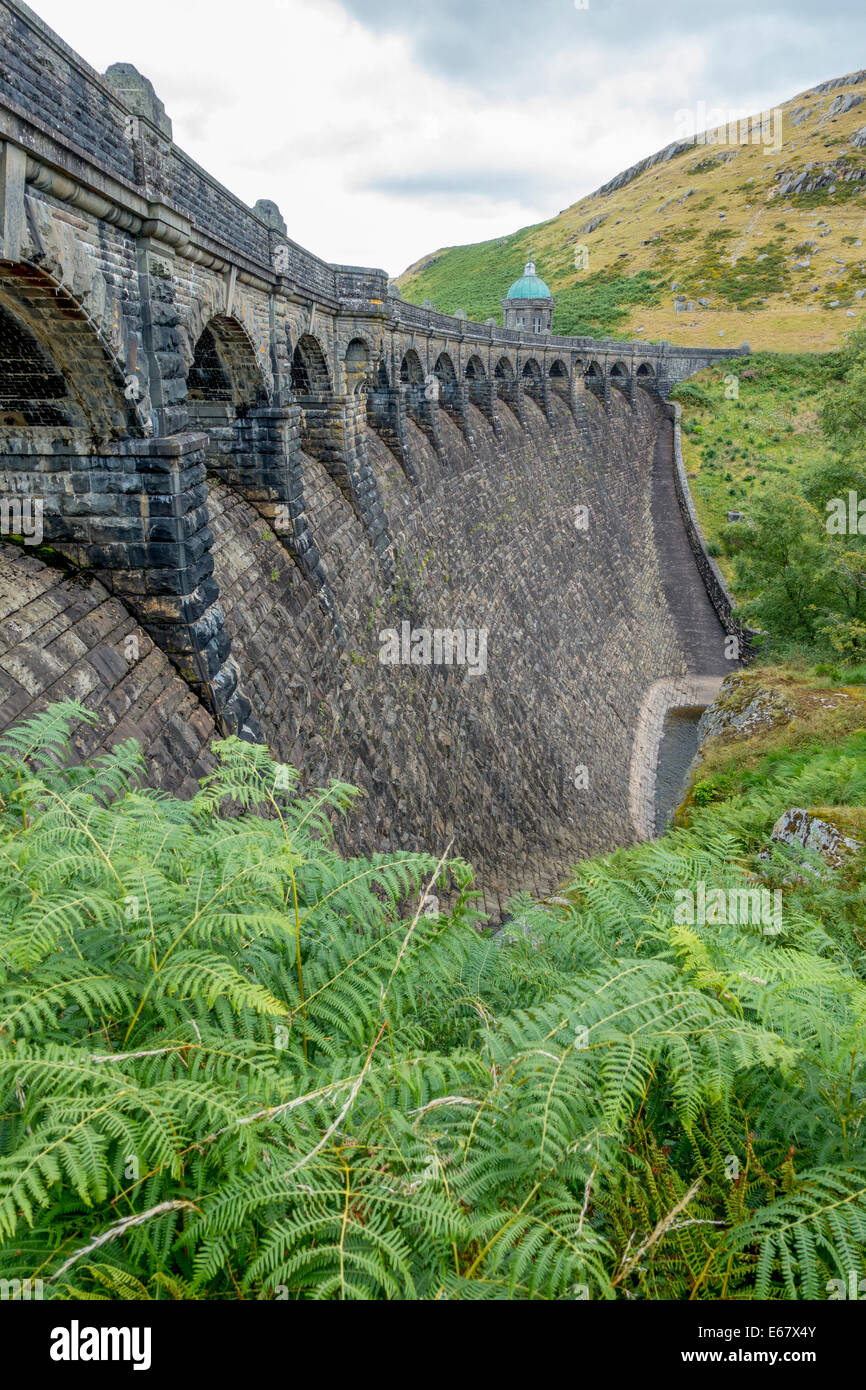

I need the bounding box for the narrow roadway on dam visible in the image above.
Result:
[651,414,732,679]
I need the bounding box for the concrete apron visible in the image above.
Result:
[629,674,726,842]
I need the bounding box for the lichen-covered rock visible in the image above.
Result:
[697,673,794,746]
[770,807,862,869]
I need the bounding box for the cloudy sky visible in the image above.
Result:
[32,0,866,276]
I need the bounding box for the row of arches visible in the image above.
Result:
[179,332,662,441]
[397,350,657,391]
[0,261,662,447]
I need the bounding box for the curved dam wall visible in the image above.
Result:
[0,0,738,915]
[0,386,731,915]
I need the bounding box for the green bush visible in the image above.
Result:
[2,705,866,1300]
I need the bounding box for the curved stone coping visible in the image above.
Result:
[629,674,726,841]
[664,400,752,654]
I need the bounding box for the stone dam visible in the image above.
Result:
[0,0,745,914]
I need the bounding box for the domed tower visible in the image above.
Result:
[502,251,555,333]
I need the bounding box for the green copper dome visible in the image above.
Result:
[506,258,552,300]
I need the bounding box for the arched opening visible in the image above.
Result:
[434,352,456,383]
[493,355,518,416]
[548,358,569,399]
[465,355,486,381]
[584,359,604,397]
[0,264,245,735]
[291,334,334,461]
[291,333,332,396]
[188,316,268,414]
[0,265,140,441]
[0,301,77,428]
[465,354,488,412]
[400,350,424,386]
[636,362,657,392]
[351,341,393,442]
[186,316,272,497]
[610,360,630,392]
[187,326,232,404]
[434,352,458,410]
[521,356,544,408]
[399,349,430,436]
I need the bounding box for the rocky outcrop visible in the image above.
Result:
[596,140,694,198]
[773,159,866,199]
[827,93,865,118]
[697,672,794,745]
[811,71,866,96]
[769,807,862,870]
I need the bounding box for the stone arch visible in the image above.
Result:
[465,354,487,380]
[400,349,424,385]
[186,316,272,509]
[464,353,489,416]
[188,315,268,413]
[433,351,459,414]
[291,333,332,395]
[0,263,250,737]
[610,359,630,384]
[548,358,570,400]
[636,362,657,392]
[493,354,520,418]
[0,298,81,429]
[434,351,457,383]
[398,347,433,444]
[352,340,395,450]
[521,357,542,380]
[584,360,604,397]
[0,262,143,440]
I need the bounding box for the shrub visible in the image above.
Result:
[3,706,866,1301]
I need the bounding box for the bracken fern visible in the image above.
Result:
[1,702,865,1300]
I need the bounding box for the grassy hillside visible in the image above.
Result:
[670,351,844,579]
[396,71,866,350]
[669,326,866,667]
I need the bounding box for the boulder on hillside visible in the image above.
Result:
[811,72,866,95]
[697,674,795,747]
[828,93,865,117]
[769,807,862,869]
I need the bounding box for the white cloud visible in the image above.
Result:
[26,0,863,277]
